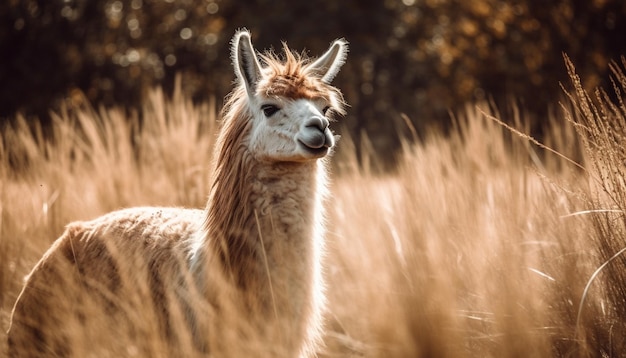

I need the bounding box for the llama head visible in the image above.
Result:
[230,29,348,163]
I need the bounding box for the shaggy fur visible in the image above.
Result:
[7,30,347,357]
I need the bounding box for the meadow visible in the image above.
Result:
[2,58,626,357]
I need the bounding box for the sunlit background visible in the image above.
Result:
[5,1,626,356]
[1,0,625,159]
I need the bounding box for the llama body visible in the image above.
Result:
[8,30,348,357]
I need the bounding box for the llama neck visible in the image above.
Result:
[198,150,327,315]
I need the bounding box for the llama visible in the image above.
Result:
[7,29,348,357]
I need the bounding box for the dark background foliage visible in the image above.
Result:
[1,0,625,159]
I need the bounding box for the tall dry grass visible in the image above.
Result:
[2,60,626,356]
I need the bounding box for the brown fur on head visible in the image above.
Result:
[257,45,345,107]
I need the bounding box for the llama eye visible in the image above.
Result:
[322,106,331,116]
[261,104,280,117]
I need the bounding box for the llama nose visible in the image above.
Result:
[300,116,333,150]
[304,116,329,132]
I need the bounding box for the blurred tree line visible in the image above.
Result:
[1,0,625,158]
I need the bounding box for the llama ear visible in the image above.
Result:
[232,29,262,96]
[308,39,348,83]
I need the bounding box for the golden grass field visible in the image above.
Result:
[2,58,626,357]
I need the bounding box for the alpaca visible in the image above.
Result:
[7,30,348,357]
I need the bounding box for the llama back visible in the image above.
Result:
[8,207,206,357]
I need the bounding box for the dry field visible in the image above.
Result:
[2,59,626,357]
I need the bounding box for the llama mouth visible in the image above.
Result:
[298,140,330,156]
[298,128,334,156]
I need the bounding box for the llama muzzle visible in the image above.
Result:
[299,116,334,152]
